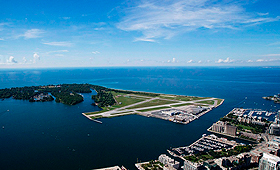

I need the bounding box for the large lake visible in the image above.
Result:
[0,67,279,170]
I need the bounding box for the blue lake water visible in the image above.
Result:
[0,67,279,170]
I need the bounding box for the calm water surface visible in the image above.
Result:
[0,67,279,170]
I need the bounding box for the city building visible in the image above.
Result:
[210,121,237,136]
[183,160,204,170]
[158,154,180,169]
[258,153,280,170]
[270,114,280,136]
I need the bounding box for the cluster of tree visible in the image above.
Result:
[53,91,83,105]
[59,84,92,93]
[29,92,54,102]
[236,122,267,134]
[220,114,268,134]
[0,86,39,99]
[0,84,90,105]
[0,83,159,107]
[185,145,252,162]
[92,91,116,107]
[141,160,163,170]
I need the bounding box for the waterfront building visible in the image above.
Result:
[94,166,127,170]
[269,114,280,135]
[158,154,180,169]
[258,153,280,170]
[211,121,225,133]
[211,153,251,170]
[183,160,204,170]
[211,121,237,136]
[224,124,237,136]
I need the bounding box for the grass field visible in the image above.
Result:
[171,103,195,107]
[90,115,103,119]
[126,99,177,109]
[85,106,118,115]
[110,111,134,115]
[196,100,215,105]
[137,106,171,112]
[217,99,224,105]
[114,95,145,107]
[159,95,209,101]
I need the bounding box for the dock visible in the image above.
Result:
[93,119,102,124]
[82,113,102,124]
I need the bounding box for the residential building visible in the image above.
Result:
[211,121,237,136]
[258,153,280,170]
[183,160,204,170]
[158,154,180,169]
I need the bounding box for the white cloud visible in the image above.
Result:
[198,60,202,63]
[0,22,10,31]
[256,58,280,62]
[54,54,64,57]
[258,12,269,16]
[247,60,253,63]
[187,59,193,63]
[216,57,234,63]
[92,51,100,54]
[172,57,176,63]
[62,17,71,20]
[46,50,69,54]
[117,0,280,41]
[7,56,17,63]
[263,54,280,57]
[19,29,44,39]
[33,53,40,63]
[43,41,73,47]
[134,37,156,42]
[23,57,27,63]
[268,42,280,46]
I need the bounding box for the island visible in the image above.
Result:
[0,84,97,105]
[0,83,224,124]
[83,88,223,124]
[263,94,280,103]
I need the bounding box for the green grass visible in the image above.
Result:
[114,95,145,107]
[217,99,224,105]
[137,106,171,112]
[158,95,176,100]
[110,90,160,98]
[126,99,177,109]
[110,111,134,115]
[85,106,116,115]
[171,103,195,107]
[196,100,215,105]
[184,145,252,163]
[90,115,103,119]
[237,124,255,131]
[159,95,210,101]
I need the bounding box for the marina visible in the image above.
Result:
[230,108,277,121]
[170,134,238,159]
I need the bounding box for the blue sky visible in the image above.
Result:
[0,0,280,68]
